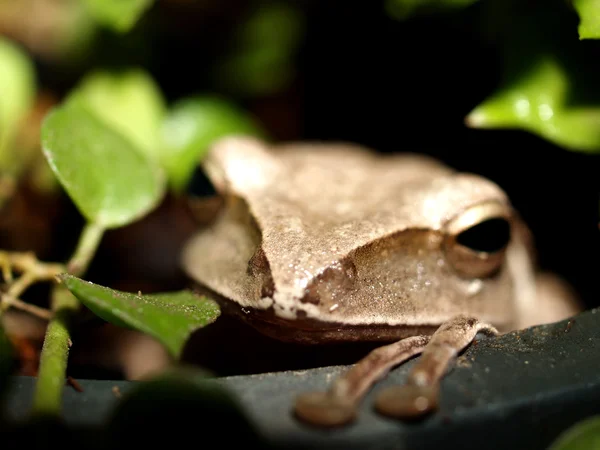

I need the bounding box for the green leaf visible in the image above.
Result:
[0,37,36,170]
[161,96,264,192]
[548,416,600,450]
[385,0,478,20]
[41,99,165,228]
[82,0,154,32]
[466,2,600,153]
[466,56,600,153]
[108,367,261,447]
[574,0,600,39]
[214,2,304,96]
[59,274,220,358]
[71,70,166,162]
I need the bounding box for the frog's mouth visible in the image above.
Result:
[193,285,440,345]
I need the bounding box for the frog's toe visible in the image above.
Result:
[374,384,438,420]
[294,392,357,427]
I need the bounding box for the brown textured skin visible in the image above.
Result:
[182,136,578,344]
[198,285,441,344]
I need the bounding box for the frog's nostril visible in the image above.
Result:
[302,283,324,306]
[301,259,357,307]
[247,246,270,276]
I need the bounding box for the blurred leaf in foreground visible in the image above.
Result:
[574,0,600,39]
[214,2,304,97]
[161,96,264,192]
[70,69,167,163]
[385,0,478,20]
[0,37,36,171]
[548,416,600,450]
[466,56,600,153]
[60,274,220,358]
[108,367,262,447]
[41,99,165,228]
[82,0,154,32]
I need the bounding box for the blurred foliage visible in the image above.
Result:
[0,0,97,63]
[385,0,478,20]
[61,274,220,358]
[466,55,600,153]
[386,0,600,42]
[82,0,155,33]
[465,1,600,153]
[213,1,305,97]
[548,416,600,449]
[58,68,260,194]
[108,367,263,448]
[0,37,36,174]
[41,98,165,228]
[161,96,265,192]
[574,0,600,39]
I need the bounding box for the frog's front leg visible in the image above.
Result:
[294,315,497,427]
[294,335,431,427]
[375,315,497,419]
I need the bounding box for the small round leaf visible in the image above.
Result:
[72,69,166,162]
[41,100,165,228]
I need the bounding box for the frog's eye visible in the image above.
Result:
[443,202,512,278]
[185,165,223,224]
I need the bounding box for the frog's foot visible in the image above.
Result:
[294,335,430,427]
[375,315,497,420]
[294,316,498,427]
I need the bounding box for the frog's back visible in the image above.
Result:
[271,142,453,220]
[202,136,507,232]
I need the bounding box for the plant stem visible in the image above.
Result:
[30,287,77,416]
[2,296,52,320]
[31,221,105,417]
[0,269,36,314]
[8,271,37,297]
[66,221,105,277]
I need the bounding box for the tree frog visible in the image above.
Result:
[181,136,581,427]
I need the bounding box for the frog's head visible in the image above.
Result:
[183,137,533,343]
